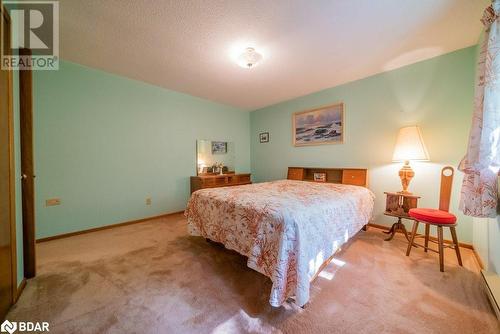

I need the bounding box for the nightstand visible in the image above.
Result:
[383,192,420,242]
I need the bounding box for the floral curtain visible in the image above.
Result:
[458,0,500,218]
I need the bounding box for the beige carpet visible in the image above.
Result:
[7,214,499,333]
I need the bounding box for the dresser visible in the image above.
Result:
[287,167,368,187]
[190,173,252,194]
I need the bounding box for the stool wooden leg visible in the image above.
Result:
[450,226,463,266]
[424,224,430,253]
[406,221,419,256]
[437,226,444,272]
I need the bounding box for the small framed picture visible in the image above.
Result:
[259,132,269,143]
[211,141,227,154]
[313,172,327,182]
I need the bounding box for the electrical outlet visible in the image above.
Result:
[146,197,152,206]
[46,198,61,207]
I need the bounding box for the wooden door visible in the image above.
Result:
[0,6,16,319]
[19,48,35,278]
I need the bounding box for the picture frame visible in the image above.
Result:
[313,172,327,182]
[292,102,344,146]
[259,132,269,143]
[211,141,227,154]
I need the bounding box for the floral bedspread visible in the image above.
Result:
[185,180,375,307]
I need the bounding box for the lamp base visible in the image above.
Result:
[398,160,414,194]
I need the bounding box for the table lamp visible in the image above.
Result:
[392,126,430,194]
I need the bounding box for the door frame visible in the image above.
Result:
[2,3,18,308]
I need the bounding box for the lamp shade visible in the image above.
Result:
[392,126,430,162]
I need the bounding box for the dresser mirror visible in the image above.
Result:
[196,139,235,175]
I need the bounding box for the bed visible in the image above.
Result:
[185,176,375,307]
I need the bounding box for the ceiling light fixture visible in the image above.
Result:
[237,47,263,69]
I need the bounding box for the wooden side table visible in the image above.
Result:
[383,192,420,242]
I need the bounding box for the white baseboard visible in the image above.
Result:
[481,270,500,321]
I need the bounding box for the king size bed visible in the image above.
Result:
[185,169,374,307]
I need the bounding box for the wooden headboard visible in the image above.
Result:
[287,167,368,187]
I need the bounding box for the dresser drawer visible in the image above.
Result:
[237,174,251,183]
[342,169,367,186]
[202,178,216,186]
[190,173,252,194]
[214,177,227,186]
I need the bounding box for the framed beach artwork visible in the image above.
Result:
[292,102,344,146]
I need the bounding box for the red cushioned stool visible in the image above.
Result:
[405,166,462,272]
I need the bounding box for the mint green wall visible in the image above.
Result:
[33,60,250,239]
[250,47,476,243]
[13,68,24,286]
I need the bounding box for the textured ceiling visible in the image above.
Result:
[59,0,488,110]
